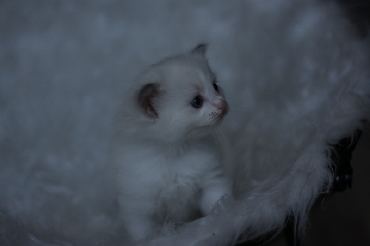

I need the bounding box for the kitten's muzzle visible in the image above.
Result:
[217,99,229,115]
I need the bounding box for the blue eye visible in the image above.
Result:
[191,95,203,108]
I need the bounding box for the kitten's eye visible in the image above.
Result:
[213,82,219,93]
[191,95,203,108]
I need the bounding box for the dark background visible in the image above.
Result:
[272,125,370,246]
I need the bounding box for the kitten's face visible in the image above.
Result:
[136,45,228,141]
[158,62,228,128]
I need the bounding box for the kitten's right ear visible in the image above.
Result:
[138,83,160,118]
[191,43,208,56]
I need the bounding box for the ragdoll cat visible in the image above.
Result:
[110,44,232,242]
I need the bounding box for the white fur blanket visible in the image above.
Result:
[1,1,369,245]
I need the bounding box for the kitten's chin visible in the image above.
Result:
[191,119,224,137]
[209,114,225,127]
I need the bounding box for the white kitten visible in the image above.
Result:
[110,44,232,242]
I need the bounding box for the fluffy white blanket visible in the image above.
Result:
[1,1,369,245]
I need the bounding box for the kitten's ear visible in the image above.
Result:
[191,43,208,56]
[138,83,160,118]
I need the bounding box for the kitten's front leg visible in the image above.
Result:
[119,196,157,242]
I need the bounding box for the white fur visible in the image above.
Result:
[110,50,232,242]
[1,1,370,246]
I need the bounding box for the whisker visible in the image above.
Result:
[226,110,246,123]
[210,126,218,146]
[216,127,226,143]
[213,126,223,148]
[228,108,249,113]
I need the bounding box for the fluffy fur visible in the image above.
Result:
[1,0,370,245]
[110,45,232,242]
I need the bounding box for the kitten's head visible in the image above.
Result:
[135,44,228,141]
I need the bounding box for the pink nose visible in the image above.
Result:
[217,99,228,114]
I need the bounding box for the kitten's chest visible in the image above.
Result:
[160,162,202,196]
[153,146,216,218]
[155,165,202,221]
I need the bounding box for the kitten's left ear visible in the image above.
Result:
[138,83,160,118]
[191,43,208,55]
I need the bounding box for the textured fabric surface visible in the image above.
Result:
[1,1,369,245]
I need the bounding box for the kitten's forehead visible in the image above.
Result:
[163,59,213,89]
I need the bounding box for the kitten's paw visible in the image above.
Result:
[200,184,233,215]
